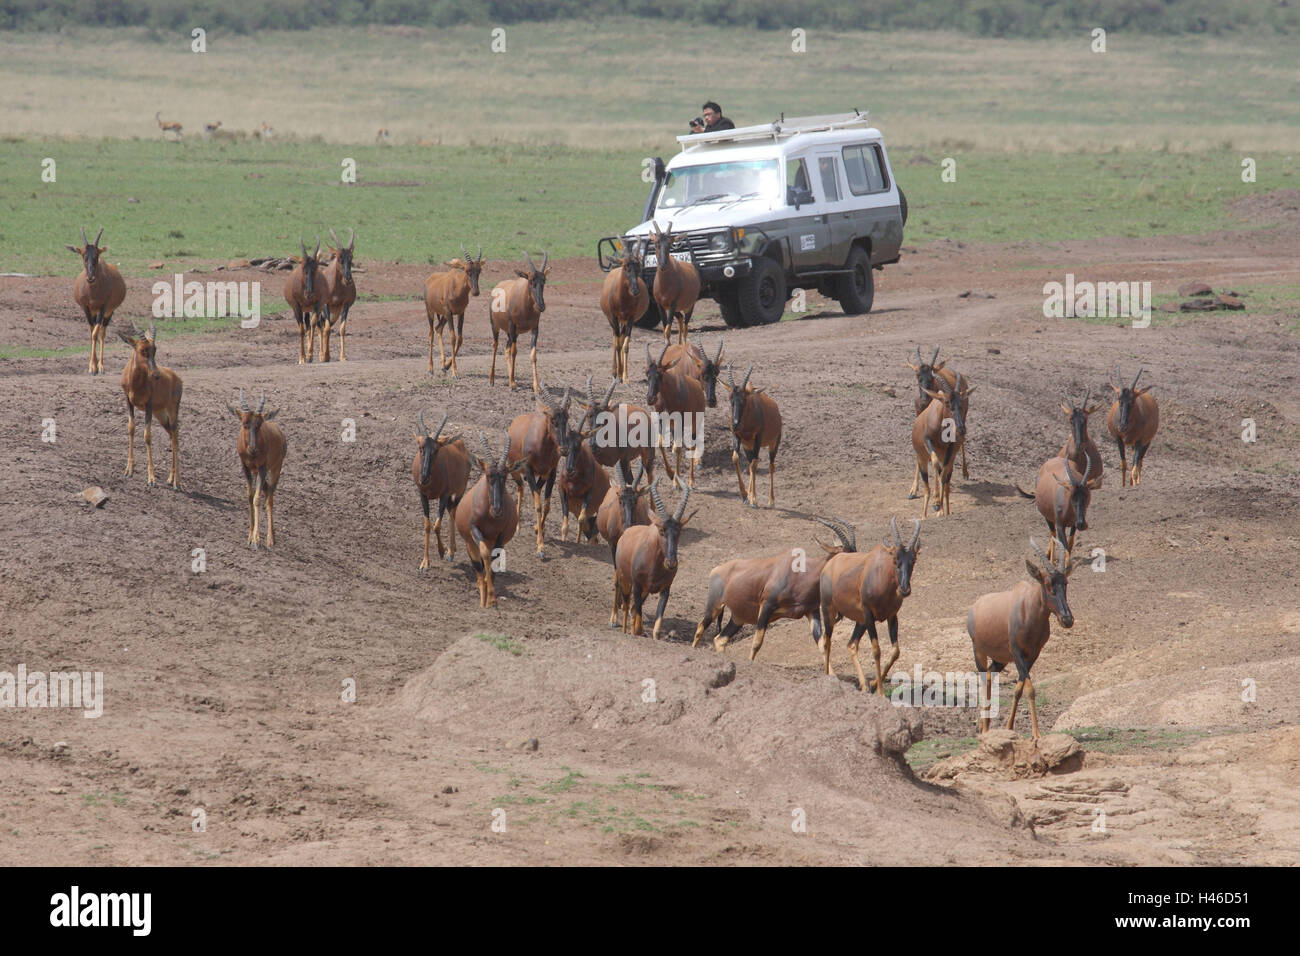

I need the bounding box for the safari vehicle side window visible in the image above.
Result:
[842,144,888,195]
[786,158,814,205]
[817,156,841,202]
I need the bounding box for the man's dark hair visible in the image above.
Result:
[702,101,721,114]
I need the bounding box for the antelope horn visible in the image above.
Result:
[930,345,940,366]
[646,342,653,367]
[834,515,857,553]
[536,377,555,410]
[347,228,354,250]
[631,458,645,488]
[1030,536,1053,573]
[715,335,724,364]
[728,362,736,387]
[540,250,548,271]
[499,430,510,470]
[257,390,266,414]
[81,226,88,247]
[650,478,667,523]
[908,518,921,550]
[1114,365,1124,389]
[239,387,249,412]
[1131,366,1144,390]
[523,250,537,273]
[673,476,691,521]
[912,345,922,364]
[477,431,494,463]
[891,516,902,549]
[431,413,448,443]
[1081,388,1090,410]
[612,464,626,489]
[477,244,483,263]
[561,387,573,414]
[742,362,754,390]
[300,235,307,259]
[1080,452,1093,484]
[813,517,851,552]
[461,242,469,260]
[417,410,429,438]
[1057,541,1070,573]
[94,225,104,246]
[657,342,670,365]
[330,227,340,248]
[602,377,617,408]
[147,320,156,341]
[313,237,321,259]
[585,374,597,410]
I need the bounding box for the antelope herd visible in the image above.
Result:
[63,222,1166,742]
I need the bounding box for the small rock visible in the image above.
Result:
[441,784,458,794]
[49,787,67,795]
[148,261,164,270]
[127,197,140,203]
[1180,298,1218,311]
[52,741,69,753]
[1216,294,1244,310]
[882,386,897,398]
[1159,302,1179,313]
[986,347,1001,354]
[81,487,109,508]
[1177,281,1213,297]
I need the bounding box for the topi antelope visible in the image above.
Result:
[581,375,655,487]
[1017,453,1099,561]
[226,389,287,549]
[649,222,700,344]
[818,516,922,694]
[721,362,782,508]
[424,244,483,376]
[910,373,974,517]
[284,236,324,364]
[412,411,470,566]
[118,322,183,489]
[555,409,611,544]
[489,251,548,392]
[455,431,526,608]
[1058,390,1104,486]
[1107,366,1159,486]
[600,240,649,383]
[318,228,357,362]
[644,342,706,487]
[966,538,1076,738]
[204,120,222,136]
[506,379,569,557]
[692,516,853,660]
[663,334,725,407]
[613,477,694,639]
[67,226,126,375]
[596,459,651,571]
[155,111,182,139]
[905,346,970,492]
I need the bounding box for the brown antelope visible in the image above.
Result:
[506,380,569,557]
[818,516,922,694]
[424,244,483,376]
[412,411,470,567]
[1058,390,1104,486]
[118,322,183,489]
[905,346,970,493]
[155,111,182,139]
[644,342,706,487]
[1107,366,1159,486]
[226,389,287,549]
[596,459,651,569]
[67,226,126,375]
[600,240,648,383]
[966,538,1076,738]
[581,376,655,487]
[488,251,549,392]
[555,410,611,544]
[1017,453,1099,561]
[613,477,694,639]
[284,236,324,364]
[720,362,782,507]
[687,334,725,408]
[910,373,975,517]
[376,128,391,144]
[649,222,700,343]
[693,516,853,660]
[318,228,357,362]
[253,122,274,141]
[455,432,526,608]
[204,120,222,136]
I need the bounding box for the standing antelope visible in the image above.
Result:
[67,226,126,375]
[644,342,706,487]
[1017,453,1099,561]
[600,240,648,383]
[905,346,970,492]
[319,228,357,362]
[1058,390,1104,486]
[489,251,548,392]
[155,111,182,139]
[455,432,526,608]
[690,334,725,408]
[910,373,974,517]
[649,222,700,343]
[118,322,183,489]
[204,120,222,136]
[1107,366,1159,486]
[596,459,651,569]
[412,411,470,567]
[581,376,655,487]
[506,381,569,557]
[721,362,782,507]
[226,389,287,549]
[284,236,323,364]
[555,410,611,544]
[818,517,922,694]
[424,244,483,376]
[613,477,693,639]
[966,539,1076,738]
[693,517,853,660]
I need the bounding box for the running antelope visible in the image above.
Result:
[613,477,694,639]
[118,322,183,489]
[910,374,974,517]
[67,226,126,375]
[905,346,970,492]
[649,222,700,343]
[424,244,483,375]
[644,342,705,487]
[1058,390,1104,486]
[412,411,470,566]
[506,381,569,557]
[155,111,182,139]
[721,363,782,508]
[600,240,648,383]
[966,538,1076,738]
[1107,366,1159,486]
[596,459,651,571]
[455,432,526,608]
[818,516,922,694]
[1017,453,1099,560]
[226,389,287,549]
[555,411,611,544]
[581,376,655,487]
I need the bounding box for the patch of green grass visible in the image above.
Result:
[904,737,980,770]
[1069,726,1214,754]
[542,770,585,794]
[491,794,547,806]
[473,632,525,656]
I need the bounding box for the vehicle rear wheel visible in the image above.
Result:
[835,245,875,316]
[715,288,746,328]
[736,256,786,326]
[634,300,662,330]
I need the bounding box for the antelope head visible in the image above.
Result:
[1028,537,1075,629]
[327,228,356,285]
[883,516,922,598]
[66,225,106,284]
[517,250,549,312]
[226,388,278,457]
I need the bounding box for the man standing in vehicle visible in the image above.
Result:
[689,102,735,135]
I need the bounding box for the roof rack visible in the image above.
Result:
[677,110,872,148]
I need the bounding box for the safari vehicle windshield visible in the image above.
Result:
[657,159,780,210]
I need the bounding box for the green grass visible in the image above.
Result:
[473,632,525,656]
[904,737,980,770]
[1069,726,1215,754]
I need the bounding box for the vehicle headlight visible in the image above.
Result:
[709,231,734,252]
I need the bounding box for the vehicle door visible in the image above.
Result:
[841,142,900,265]
[783,156,832,271]
[813,152,854,268]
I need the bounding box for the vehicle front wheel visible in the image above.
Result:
[736,256,786,326]
[715,288,746,328]
[834,245,875,316]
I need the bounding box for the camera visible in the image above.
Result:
[690,116,704,129]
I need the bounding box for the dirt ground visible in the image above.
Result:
[2,212,1298,865]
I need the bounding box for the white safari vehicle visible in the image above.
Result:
[598,111,907,328]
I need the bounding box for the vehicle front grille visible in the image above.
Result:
[628,231,737,267]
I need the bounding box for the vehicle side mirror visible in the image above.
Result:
[787,186,813,209]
